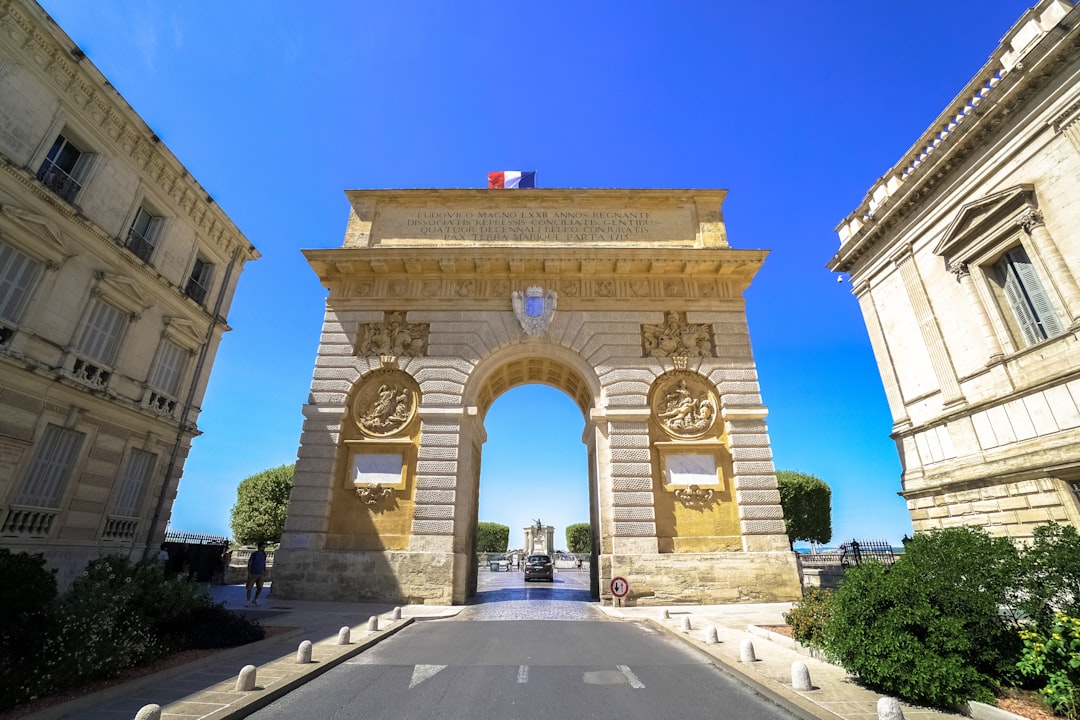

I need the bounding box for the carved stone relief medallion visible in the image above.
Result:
[352,370,419,438]
[641,311,715,358]
[651,372,718,439]
[355,311,429,357]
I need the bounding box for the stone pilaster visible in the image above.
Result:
[1021,210,1080,326]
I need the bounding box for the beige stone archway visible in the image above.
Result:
[273,189,801,606]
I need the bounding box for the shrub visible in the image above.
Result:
[1015,523,1080,630]
[1017,613,1080,719]
[0,550,59,709]
[178,604,265,648]
[566,523,591,554]
[823,527,1021,708]
[784,587,833,648]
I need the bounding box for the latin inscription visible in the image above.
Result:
[378,208,686,244]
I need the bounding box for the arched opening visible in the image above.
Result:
[474,384,592,601]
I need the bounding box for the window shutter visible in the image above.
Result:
[78,300,126,364]
[1009,248,1064,339]
[999,257,1041,346]
[113,448,156,517]
[0,242,40,322]
[148,340,187,395]
[18,425,85,508]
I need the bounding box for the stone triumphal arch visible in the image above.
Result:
[272,189,801,605]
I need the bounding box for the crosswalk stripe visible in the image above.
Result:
[617,665,645,689]
[517,665,529,684]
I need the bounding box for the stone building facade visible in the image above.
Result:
[828,0,1080,541]
[274,188,801,606]
[0,0,258,586]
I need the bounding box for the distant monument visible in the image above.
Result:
[525,521,553,555]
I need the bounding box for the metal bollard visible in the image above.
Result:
[338,626,351,645]
[791,661,812,691]
[296,640,313,663]
[235,664,257,691]
[739,638,757,662]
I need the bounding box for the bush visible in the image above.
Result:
[822,527,1021,708]
[178,604,265,649]
[0,550,59,708]
[784,588,832,648]
[1018,613,1080,719]
[1015,523,1080,630]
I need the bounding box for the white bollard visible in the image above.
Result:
[296,640,313,663]
[133,704,161,720]
[235,664,257,691]
[337,626,351,645]
[791,661,812,691]
[705,625,719,644]
[878,697,905,720]
[661,609,670,620]
[367,615,379,631]
[680,616,692,633]
[739,638,757,662]
[393,607,402,620]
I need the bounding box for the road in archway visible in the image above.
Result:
[248,568,800,720]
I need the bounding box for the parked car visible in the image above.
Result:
[524,554,553,582]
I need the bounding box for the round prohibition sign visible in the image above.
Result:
[610,576,630,598]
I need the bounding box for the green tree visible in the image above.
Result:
[475,522,509,553]
[565,523,591,554]
[775,470,832,547]
[229,464,294,545]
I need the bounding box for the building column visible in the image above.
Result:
[949,262,1005,360]
[1021,210,1080,326]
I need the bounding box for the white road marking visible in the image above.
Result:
[617,664,645,689]
[517,665,529,683]
[409,664,446,688]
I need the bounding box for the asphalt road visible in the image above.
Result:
[248,570,800,720]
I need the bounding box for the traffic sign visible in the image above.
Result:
[610,576,629,598]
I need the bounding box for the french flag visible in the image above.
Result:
[488,171,536,189]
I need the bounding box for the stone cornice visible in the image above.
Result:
[0,0,257,263]
[305,247,766,307]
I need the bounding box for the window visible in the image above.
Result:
[36,134,92,202]
[16,425,85,508]
[147,339,187,396]
[994,246,1064,347]
[112,448,156,517]
[185,257,213,305]
[76,299,127,365]
[0,239,40,323]
[126,206,163,263]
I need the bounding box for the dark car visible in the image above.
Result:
[524,554,553,582]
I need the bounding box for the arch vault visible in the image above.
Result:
[273,188,801,605]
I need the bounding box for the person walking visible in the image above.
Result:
[245,542,267,606]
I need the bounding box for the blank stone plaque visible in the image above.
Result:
[663,453,717,487]
[353,453,404,486]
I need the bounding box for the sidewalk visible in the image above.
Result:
[24,584,462,720]
[25,586,1019,720]
[600,603,995,720]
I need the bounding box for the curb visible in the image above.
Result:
[21,627,306,720]
[200,617,416,720]
[639,617,842,720]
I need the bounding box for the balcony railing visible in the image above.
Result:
[1,506,56,537]
[70,355,111,389]
[146,389,178,416]
[36,163,82,202]
[125,229,155,263]
[102,516,138,541]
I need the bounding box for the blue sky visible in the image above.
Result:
[37,1,1032,548]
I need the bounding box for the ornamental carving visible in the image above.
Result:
[652,373,717,439]
[356,483,394,506]
[674,484,715,507]
[352,372,418,437]
[511,286,557,336]
[641,311,714,358]
[356,312,429,357]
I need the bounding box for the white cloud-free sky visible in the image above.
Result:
[35,0,1033,547]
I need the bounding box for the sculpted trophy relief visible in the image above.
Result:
[641,311,714,358]
[652,374,717,439]
[353,377,417,437]
[356,311,429,357]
